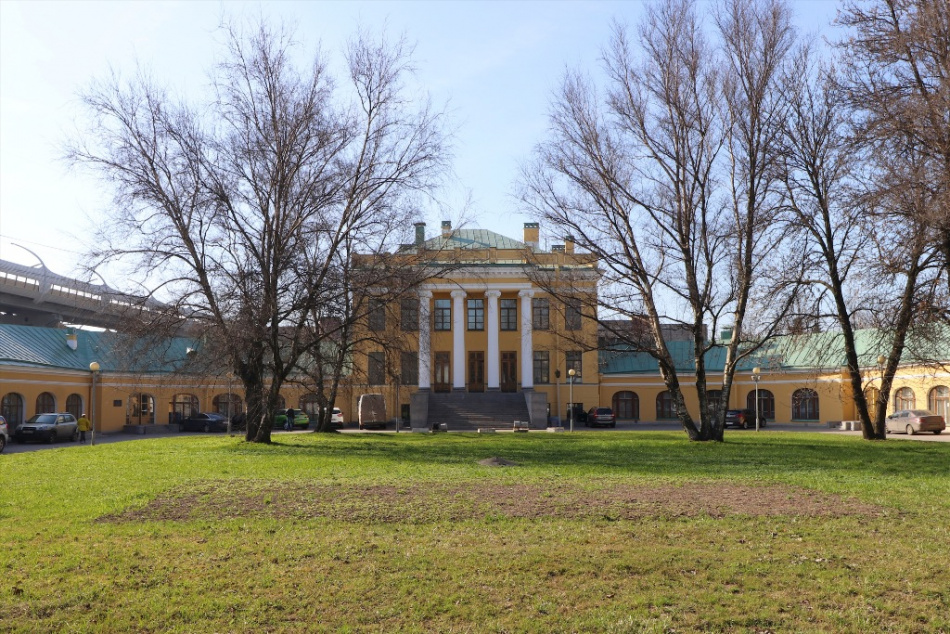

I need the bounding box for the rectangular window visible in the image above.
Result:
[565,300,582,331]
[401,351,418,386]
[500,299,518,331]
[368,351,385,385]
[434,299,451,331]
[532,298,550,330]
[533,351,550,384]
[368,299,386,332]
[467,299,484,331]
[400,298,418,331]
[566,350,582,377]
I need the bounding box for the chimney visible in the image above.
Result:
[523,222,539,250]
[414,222,426,246]
[565,235,575,255]
[65,327,78,351]
[441,220,452,237]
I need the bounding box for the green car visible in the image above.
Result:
[274,409,310,430]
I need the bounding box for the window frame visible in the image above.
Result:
[368,351,386,386]
[433,299,452,331]
[532,298,550,330]
[533,350,550,384]
[467,299,485,331]
[500,298,518,331]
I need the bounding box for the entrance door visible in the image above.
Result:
[468,352,485,392]
[500,351,517,392]
[434,352,451,392]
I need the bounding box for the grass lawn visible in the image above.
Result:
[2,431,948,633]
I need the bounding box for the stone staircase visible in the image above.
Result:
[426,392,534,431]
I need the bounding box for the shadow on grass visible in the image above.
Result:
[230,430,950,481]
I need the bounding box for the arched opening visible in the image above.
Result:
[792,388,819,421]
[172,394,199,421]
[66,393,83,419]
[127,393,156,425]
[894,387,916,410]
[274,394,286,410]
[36,391,56,415]
[656,391,676,420]
[212,393,243,417]
[612,391,639,421]
[1,393,25,427]
[746,389,775,420]
[300,394,320,419]
[929,386,949,420]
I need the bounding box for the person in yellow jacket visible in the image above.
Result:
[77,413,92,444]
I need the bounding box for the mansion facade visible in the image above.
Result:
[1,223,948,433]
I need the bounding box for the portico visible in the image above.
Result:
[417,283,535,393]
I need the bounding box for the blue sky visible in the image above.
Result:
[0,0,839,281]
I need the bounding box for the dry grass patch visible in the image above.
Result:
[101,479,883,524]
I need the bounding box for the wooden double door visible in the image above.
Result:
[437,351,518,393]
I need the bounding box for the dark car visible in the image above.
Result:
[585,407,616,428]
[179,412,230,433]
[724,409,766,429]
[14,413,79,443]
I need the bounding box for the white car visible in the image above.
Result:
[0,415,8,452]
[330,408,344,428]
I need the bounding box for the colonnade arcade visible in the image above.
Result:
[416,284,535,393]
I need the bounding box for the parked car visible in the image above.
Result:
[724,409,766,429]
[274,409,310,430]
[0,415,8,453]
[885,409,945,435]
[13,413,79,443]
[179,412,230,433]
[585,407,616,428]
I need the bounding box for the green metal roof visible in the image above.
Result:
[0,324,195,373]
[424,229,528,251]
[600,326,950,375]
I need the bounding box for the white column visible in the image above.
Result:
[485,290,501,390]
[519,289,535,390]
[451,289,467,390]
[417,290,432,390]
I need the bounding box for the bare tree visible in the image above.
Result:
[521,0,796,441]
[838,0,950,306]
[67,20,447,442]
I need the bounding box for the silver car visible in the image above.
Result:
[885,409,945,435]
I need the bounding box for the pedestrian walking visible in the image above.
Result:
[285,407,295,431]
[77,413,92,443]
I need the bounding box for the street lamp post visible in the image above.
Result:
[89,362,100,445]
[752,367,761,432]
[226,372,234,436]
[568,368,576,432]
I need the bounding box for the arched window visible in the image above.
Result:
[656,391,676,420]
[612,391,639,421]
[792,388,819,421]
[706,390,723,415]
[929,386,949,420]
[274,395,286,410]
[127,394,156,425]
[212,393,242,417]
[66,394,83,419]
[172,394,199,419]
[746,389,775,420]
[36,391,56,414]
[894,387,915,410]
[300,394,320,419]
[1,393,24,427]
